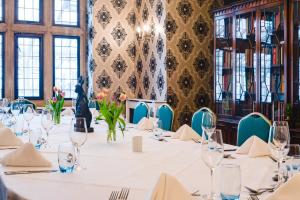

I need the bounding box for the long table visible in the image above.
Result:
[0,116,277,199]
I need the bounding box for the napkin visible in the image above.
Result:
[1,143,52,167]
[236,136,270,157]
[172,124,201,141]
[149,173,192,200]
[0,127,23,147]
[267,173,300,200]
[61,107,74,116]
[137,117,154,130]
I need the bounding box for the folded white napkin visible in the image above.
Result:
[0,127,23,147]
[137,117,154,130]
[267,173,300,200]
[61,107,74,116]
[236,136,270,157]
[1,143,52,167]
[149,173,192,200]
[172,124,201,141]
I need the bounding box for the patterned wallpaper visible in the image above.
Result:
[165,0,222,129]
[87,0,222,130]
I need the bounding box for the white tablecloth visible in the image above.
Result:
[0,116,277,200]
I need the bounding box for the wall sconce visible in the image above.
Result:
[136,24,151,40]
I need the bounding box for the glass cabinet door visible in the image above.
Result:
[215,17,233,116]
[235,12,256,116]
[293,0,300,103]
[260,5,285,119]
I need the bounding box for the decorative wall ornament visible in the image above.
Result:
[167,87,179,108]
[89,58,97,73]
[137,88,143,98]
[193,51,209,79]
[96,5,112,29]
[136,0,142,12]
[126,9,136,29]
[126,73,137,93]
[111,22,127,46]
[194,87,211,108]
[192,15,209,42]
[96,37,112,62]
[157,69,165,95]
[111,0,127,14]
[136,55,143,77]
[156,0,164,22]
[177,69,195,96]
[156,33,164,59]
[143,71,150,95]
[149,52,157,78]
[164,13,178,41]
[142,39,150,60]
[126,41,136,61]
[142,4,149,22]
[165,49,178,78]
[177,32,194,60]
[96,70,113,89]
[111,54,128,78]
[150,87,157,100]
[177,105,193,126]
[176,0,193,24]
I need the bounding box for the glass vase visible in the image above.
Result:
[53,110,61,125]
[107,123,117,143]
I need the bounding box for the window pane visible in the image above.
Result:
[17,0,40,22]
[16,36,41,98]
[54,37,79,98]
[0,0,3,22]
[54,0,78,26]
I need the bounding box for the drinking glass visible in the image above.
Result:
[154,120,163,137]
[69,117,88,171]
[23,104,35,135]
[29,128,44,150]
[72,98,77,111]
[202,112,216,138]
[269,121,290,186]
[88,99,97,123]
[220,164,241,200]
[10,101,21,117]
[41,109,54,147]
[58,143,76,173]
[285,144,300,178]
[201,129,224,200]
[1,98,10,114]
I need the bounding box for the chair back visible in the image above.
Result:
[237,112,271,146]
[133,102,149,124]
[191,107,213,136]
[156,104,174,131]
[11,99,37,111]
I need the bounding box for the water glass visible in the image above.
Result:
[220,164,241,200]
[154,120,163,136]
[72,98,77,111]
[69,117,88,171]
[23,104,35,134]
[58,143,76,173]
[41,109,54,146]
[11,102,21,117]
[29,128,44,150]
[1,98,10,114]
[201,129,224,199]
[202,112,216,138]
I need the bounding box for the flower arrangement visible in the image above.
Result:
[49,86,65,124]
[96,89,126,142]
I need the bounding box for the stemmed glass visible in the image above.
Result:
[23,104,35,136]
[88,99,97,123]
[72,98,77,112]
[269,121,290,186]
[69,117,88,171]
[201,129,224,200]
[10,101,22,132]
[41,109,54,147]
[2,98,10,115]
[202,112,216,138]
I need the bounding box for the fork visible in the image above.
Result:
[109,191,119,200]
[118,188,130,200]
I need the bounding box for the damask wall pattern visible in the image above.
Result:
[135,0,167,101]
[88,0,138,99]
[165,0,222,129]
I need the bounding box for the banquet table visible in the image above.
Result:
[0,116,278,200]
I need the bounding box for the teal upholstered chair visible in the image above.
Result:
[156,104,174,131]
[133,102,149,124]
[191,107,213,136]
[10,99,37,112]
[237,112,271,146]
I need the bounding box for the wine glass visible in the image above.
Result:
[2,98,10,114]
[10,101,21,117]
[88,99,97,123]
[154,120,163,137]
[41,109,54,147]
[72,98,77,112]
[69,117,88,171]
[201,129,224,200]
[23,104,35,135]
[202,112,216,138]
[269,121,290,186]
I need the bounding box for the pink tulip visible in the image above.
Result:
[97,92,106,101]
[53,86,58,92]
[52,97,57,103]
[61,92,65,97]
[119,93,127,102]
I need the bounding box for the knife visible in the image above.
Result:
[4,169,58,175]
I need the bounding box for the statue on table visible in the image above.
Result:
[74,76,94,132]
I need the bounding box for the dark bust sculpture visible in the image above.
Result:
[74,76,94,133]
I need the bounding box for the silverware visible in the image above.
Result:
[0,147,18,150]
[192,138,200,143]
[4,169,58,175]
[245,186,274,196]
[118,188,130,200]
[269,156,277,163]
[109,191,119,200]
[224,148,237,152]
[223,154,236,159]
[191,190,200,196]
[250,195,260,200]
